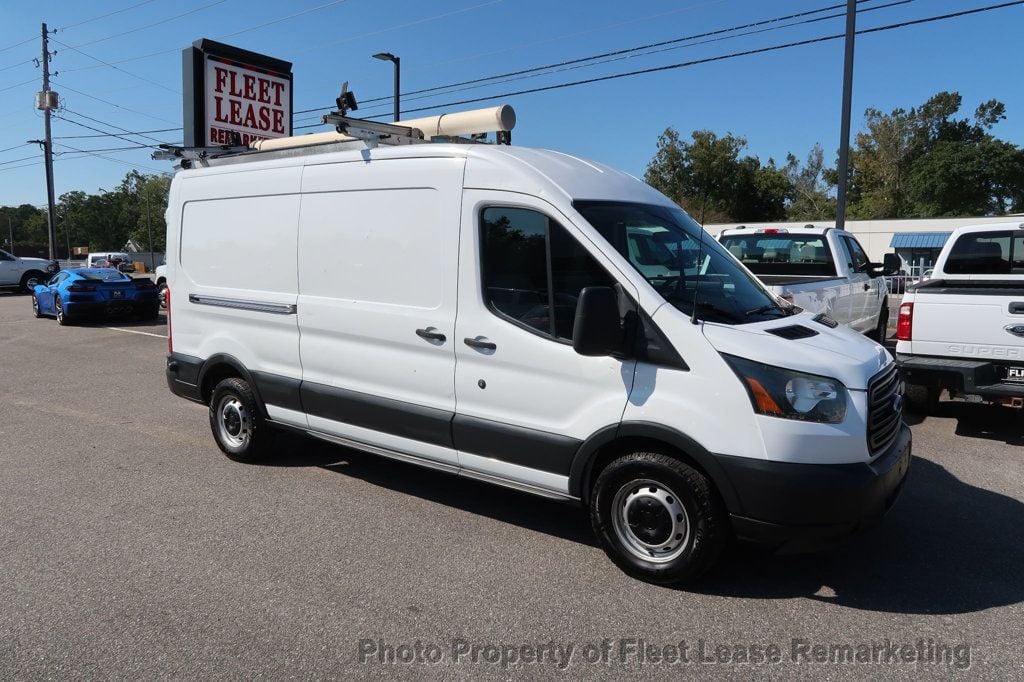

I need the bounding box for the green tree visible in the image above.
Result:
[644,128,790,222]
[784,144,836,221]
[847,91,1023,218]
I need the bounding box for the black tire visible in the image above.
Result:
[591,451,728,586]
[905,383,938,415]
[54,296,71,326]
[208,377,272,463]
[31,294,42,318]
[20,271,43,293]
[868,305,889,343]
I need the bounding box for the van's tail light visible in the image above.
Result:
[166,286,172,353]
[896,302,913,341]
[781,294,794,304]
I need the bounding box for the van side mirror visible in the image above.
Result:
[572,286,622,357]
[881,253,901,276]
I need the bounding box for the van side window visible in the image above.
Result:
[481,207,615,341]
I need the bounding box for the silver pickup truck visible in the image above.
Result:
[717,226,891,341]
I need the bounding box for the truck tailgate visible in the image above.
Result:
[910,286,1024,360]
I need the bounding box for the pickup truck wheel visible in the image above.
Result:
[905,383,938,414]
[869,305,889,343]
[591,451,727,586]
[157,279,167,309]
[209,377,271,463]
[20,271,43,293]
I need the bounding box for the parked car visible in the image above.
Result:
[896,223,1024,412]
[154,263,167,308]
[717,226,893,341]
[0,247,55,292]
[84,252,135,272]
[163,136,909,586]
[31,268,159,325]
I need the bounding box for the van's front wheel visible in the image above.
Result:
[209,377,271,462]
[591,452,727,586]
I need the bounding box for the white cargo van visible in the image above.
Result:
[163,121,910,585]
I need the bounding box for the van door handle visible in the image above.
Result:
[863,282,871,291]
[415,327,446,343]
[1010,302,1024,315]
[464,336,497,351]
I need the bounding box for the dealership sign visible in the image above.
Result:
[183,39,293,147]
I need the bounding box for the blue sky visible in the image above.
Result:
[1,0,1022,207]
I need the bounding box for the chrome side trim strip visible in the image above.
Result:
[188,294,297,315]
[297,425,579,502]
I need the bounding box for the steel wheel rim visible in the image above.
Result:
[216,396,251,449]
[611,478,690,563]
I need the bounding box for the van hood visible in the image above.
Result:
[699,312,891,390]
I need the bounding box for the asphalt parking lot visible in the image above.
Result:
[1,292,1022,678]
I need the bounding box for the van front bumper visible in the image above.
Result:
[719,423,911,553]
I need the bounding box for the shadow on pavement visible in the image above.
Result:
[262,432,1022,614]
[696,456,1023,614]
[264,431,595,547]
[76,313,167,330]
[904,401,1023,446]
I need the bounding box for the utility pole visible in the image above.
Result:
[38,23,58,260]
[835,0,856,231]
[146,192,155,272]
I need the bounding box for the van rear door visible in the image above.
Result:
[296,157,463,467]
[452,190,638,494]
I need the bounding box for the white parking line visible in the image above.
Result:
[105,327,167,339]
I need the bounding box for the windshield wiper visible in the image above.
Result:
[693,302,744,323]
[744,303,788,317]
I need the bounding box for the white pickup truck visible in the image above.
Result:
[717,226,891,341]
[0,248,53,292]
[896,222,1024,411]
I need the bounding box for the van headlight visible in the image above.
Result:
[722,354,847,424]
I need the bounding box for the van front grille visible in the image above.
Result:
[867,363,903,457]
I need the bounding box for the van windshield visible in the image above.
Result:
[574,201,789,324]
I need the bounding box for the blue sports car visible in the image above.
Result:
[31,268,160,325]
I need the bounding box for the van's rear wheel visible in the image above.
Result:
[209,377,271,462]
[591,451,727,585]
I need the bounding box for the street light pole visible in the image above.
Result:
[372,52,400,122]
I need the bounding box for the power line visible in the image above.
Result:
[62,0,227,50]
[56,110,165,146]
[57,0,160,31]
[0,36,37,55]
[53,142,169,173]
[346,0,1024,121]
[219,0,351,39]
[290,0,902,121]
[62,108,174,145]
[0,154,40,167]
[54,126,181,140]
[0,143,30,155]
[54,82,180,126]
[0,77,37,95]
[50,38,181,94]
[340,0,915,119]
